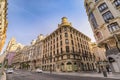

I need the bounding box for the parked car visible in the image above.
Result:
[6,68,14,74]
[35,68,43,73]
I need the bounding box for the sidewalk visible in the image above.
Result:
[0,72,6,80]
[43,71,120,79]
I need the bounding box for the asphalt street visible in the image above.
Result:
[7,70,119,80]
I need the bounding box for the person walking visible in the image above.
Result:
[102,67,107,77]
[106,66,110,74]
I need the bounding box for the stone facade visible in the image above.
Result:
[0,0,8,52]
[4,38,24,67]
[84,0,120,73]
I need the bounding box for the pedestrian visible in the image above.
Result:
[106,66,110,74]
[102,67,107,77]
[50,67,52,74]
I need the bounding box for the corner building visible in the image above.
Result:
[84,0,120,72]
[42,17,96,72]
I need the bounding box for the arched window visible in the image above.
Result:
[96,31,103,40]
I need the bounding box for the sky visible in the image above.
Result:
[1,0,95,54]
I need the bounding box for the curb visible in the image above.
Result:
[0,72,6,80]
[43,72,120,79]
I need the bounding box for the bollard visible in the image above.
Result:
[103,70,107,77]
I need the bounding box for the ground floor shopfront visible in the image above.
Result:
[13,60,96,72]
[42,60,96,72]
[14,60,96,72]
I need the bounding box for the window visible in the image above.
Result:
[53,39,55,43]
[89,12,98,29]
[102,11,114,22]
[73,55,75,59]
[64,27,67,31]
[60,29,61,33]
[72,47,74,53]
[56,37,58,41]
[95,0,99,2]
[70,34,73,38]
[65,39,69,44]
[54,58,55,62]
[60,41,62,46]
[53,51,55,55]
[71,40,74,45]
[65,33,68,37]
[78,43,80,47]
[98,3,108,12]
[105,43,109,50]
[66,46,69,52]
[61,48,63,53]
[96,32,103,40]
[86,3,91,13]
[51,41,52,44]
[114,0,120,7]
[61,56,63,60]
[60,35,62,39]
[108,22,120,32]
[57,49,59,54]
[57,43,58,47]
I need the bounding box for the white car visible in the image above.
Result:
[6,68,14,74]
[35,69,43,73]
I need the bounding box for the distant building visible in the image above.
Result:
[4,37,24,68]
[90,42,108,72]
[12,17,97,72]
[0,0,8,52]
[90,42,106,61]
[84,0,120,73]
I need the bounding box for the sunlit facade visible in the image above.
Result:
[90,42,107,72]
[84,0,120,72]
[0,0,8,52]
[41,17,96,72]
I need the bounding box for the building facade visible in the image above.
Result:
[0,0,8,52]
[4,37,24,68]
[84,0,120,72]
[12,17,97,72]
[41,17,96,72]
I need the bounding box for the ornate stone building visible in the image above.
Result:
[12,17,96,72]
[0,0,8,52]
[4,37,24,67]
[41,17,96,72]
[84,0,120,72]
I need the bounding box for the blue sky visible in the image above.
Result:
[2,0,95,53]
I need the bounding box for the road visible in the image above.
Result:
[7,70,118,80]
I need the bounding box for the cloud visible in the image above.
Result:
[6,0,95,47]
